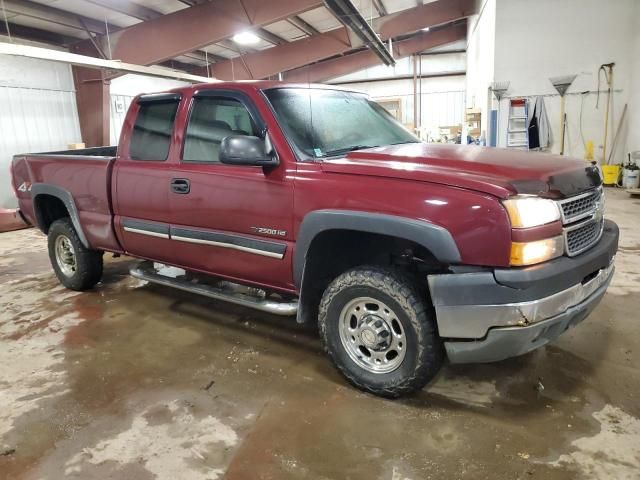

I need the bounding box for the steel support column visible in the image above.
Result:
[71,42,110,147]
[72,68,110,147]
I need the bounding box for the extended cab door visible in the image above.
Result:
[168,89,295,292]
[112,93,181,264]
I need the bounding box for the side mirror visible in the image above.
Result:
[219,135,278,167]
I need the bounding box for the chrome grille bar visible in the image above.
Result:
[557,187,603,224]
[557,187,605,256]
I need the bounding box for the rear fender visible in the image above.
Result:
[31,183,90,248]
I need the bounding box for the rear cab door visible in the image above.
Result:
[167,86,296,293]
[112,92,181,264]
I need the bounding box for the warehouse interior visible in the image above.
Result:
[1,0,639,478]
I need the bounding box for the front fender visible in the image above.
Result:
[293,209,461,288]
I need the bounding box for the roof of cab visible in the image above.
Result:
[162,80,364,96]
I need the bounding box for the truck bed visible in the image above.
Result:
[37,146,118,157]
[11,146,121,252]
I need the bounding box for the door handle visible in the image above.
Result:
[170,178,190,194]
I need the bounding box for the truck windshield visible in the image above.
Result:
[264,88,419,159]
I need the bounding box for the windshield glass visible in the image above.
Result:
[264,88,419,159]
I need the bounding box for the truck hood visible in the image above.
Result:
[320,143,601,199]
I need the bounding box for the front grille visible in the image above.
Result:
[557,187,604,256]
[565,218,603,256]
[559,188,601,223]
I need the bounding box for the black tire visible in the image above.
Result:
[319,266,443,398]
[47,218,103,291]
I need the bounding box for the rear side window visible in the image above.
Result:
[183,97,258,163]
[130,100,180,161]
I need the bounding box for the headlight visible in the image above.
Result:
[510,236,564,266]
[503,196,561,228]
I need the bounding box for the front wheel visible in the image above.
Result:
[319,266,444,398]
[48,218,103,291]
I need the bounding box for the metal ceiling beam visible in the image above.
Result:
[203,28,352,80]
[73,0,321,66]
[158,58,202,73]
[255,28,288,45]
[372,0,388,16]
[80,1,230,64]
[323,0,394,65]
[0,42,212,82]
[377,0,474,40]
[192,0,473,80]
[77,18,107,59]
[82,0,160,22]
[1,0,118,36]
[287,15,320,36]
[86,0,268,62]
[67,0,320,148]
[183,51,227,64]
[141,0,288,46]
[0,21,78,46]
[217,39,259,55]
[283,23,466,83]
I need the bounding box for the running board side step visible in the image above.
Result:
[130,262,298,316]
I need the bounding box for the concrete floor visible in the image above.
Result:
[1,188,639,480]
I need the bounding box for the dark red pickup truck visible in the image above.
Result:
[11,81,618,397]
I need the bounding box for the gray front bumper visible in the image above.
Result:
[428,219,618,364]
[443,267,612,363]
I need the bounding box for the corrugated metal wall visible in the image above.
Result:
[0,56,81,209]
[420,90,466,133]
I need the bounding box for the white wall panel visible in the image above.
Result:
[330,53,466,83]
[625,0,640,156]
[110,95,135,146]
[0,56,81,209]
[465,0,496,142]
[468,0,637,159]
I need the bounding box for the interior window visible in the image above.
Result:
[129,100,179,161]
[183,96,257,163]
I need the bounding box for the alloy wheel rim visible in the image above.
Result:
[338,296,407,374]
[55,235,77,277]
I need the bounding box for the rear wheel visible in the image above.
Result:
[48,218,103,291]
[319,266,443,398]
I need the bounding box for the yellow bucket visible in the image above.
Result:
[601,165,621,185]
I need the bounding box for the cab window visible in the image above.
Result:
[129,99,180,161]
[183,96,258,163]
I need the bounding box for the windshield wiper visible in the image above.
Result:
[320,145,378,157]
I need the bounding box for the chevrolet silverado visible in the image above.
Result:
[11,82,618,397]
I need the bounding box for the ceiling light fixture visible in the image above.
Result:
[233,31,260,45]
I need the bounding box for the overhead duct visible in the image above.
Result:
[323,0,395,66]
